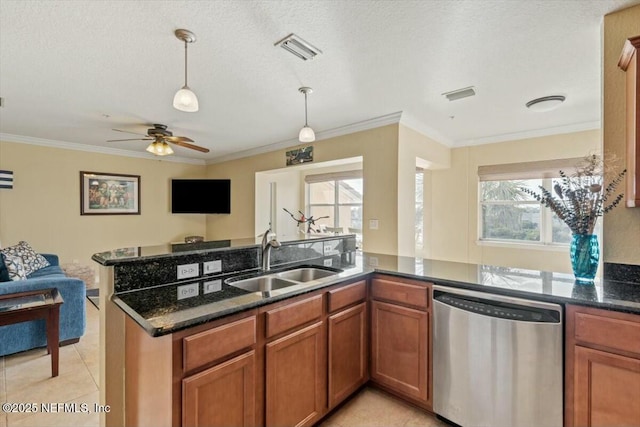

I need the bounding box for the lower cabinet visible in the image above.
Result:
[573,346,640,426]
[182,350,256,427]
[328,302,368,408]
[370,300,429,403]
[266,322,325,427]
[566,304,640,427]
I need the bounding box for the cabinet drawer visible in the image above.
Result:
[266,294,323,339]
[573,309,640,356]
[371,278,429,309]
[328,280,366,313]
[183,316,256,372]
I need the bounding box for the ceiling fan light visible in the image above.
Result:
[146,141,174,156]
[173,86,199,112]
[299,126,316,142]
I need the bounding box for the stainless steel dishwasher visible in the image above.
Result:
[433,286,563,427]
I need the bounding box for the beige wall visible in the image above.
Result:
[206,124,400,254]
[427,130,601,272]
[397,124,451,257]
[603,5,640,266]
[0,141,206,267]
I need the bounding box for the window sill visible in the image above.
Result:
[476,240,569,252]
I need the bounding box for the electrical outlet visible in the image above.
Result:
[204,260,222,274]
[323,244,333,255]
[203,280,222,294]
[323,259,333,267]
[369,257,379,267]
[177,263,199,280]
[177,283,199,300]
[369,219,379,230]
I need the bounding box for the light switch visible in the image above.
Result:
[369,219,379,230]
[204,260,222,274]
[323,259,333,267]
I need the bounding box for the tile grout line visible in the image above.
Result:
[72,343,99,390]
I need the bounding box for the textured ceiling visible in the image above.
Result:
[0,0,638,162]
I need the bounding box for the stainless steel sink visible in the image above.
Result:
[274,268,338,282]
[226,276,298,293]
[226,266,342,294]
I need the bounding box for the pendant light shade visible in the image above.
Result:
[299,126,315,142]
[298,87,315,142]
[146,140,174,156]
[173,29,199,113]
[173,87,199,112]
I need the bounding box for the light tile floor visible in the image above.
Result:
[1,301,447,427]
[0,302,99,427]
[320,387,448,427]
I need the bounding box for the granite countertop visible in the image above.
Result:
[92,234,354,266]
[111,253,640,337]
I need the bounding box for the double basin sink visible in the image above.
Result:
[225,266,342,294]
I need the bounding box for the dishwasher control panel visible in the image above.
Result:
[434,291,560,323]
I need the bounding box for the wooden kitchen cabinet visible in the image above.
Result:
[182,350,256,427]
[266,321,325,427]
[618,35,640,208]
[370,276,431,407]
[328,302,368,408]
[566,304,640,427]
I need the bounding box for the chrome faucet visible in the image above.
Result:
[261,228,281,271]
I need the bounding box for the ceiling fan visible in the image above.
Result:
[108,124,210,155]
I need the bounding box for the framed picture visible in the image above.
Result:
[80,171,140,215]
[286,146,313,166]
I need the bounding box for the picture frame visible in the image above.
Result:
[80,171,140,215]
[286,146,313,166]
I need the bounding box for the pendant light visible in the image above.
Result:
[298,87,315,142]
[173,29,199,113]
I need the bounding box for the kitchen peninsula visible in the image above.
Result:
[93,237,640,427]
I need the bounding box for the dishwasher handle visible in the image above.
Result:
[433,288,561,323]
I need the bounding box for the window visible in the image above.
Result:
[478,157,598,246]
[306,171,363,246]
[480,178,571,244]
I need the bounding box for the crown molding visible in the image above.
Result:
[398,112,454,147]
[0,133,206,165]
[455,120,601,147]
[206,111,404,165]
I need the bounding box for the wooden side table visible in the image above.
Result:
[0,288,64,377]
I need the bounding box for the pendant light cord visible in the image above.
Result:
[304,91,309,126]
[184,40,188,87]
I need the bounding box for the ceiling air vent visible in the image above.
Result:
[274,33,322,61]
[442,86,476,101]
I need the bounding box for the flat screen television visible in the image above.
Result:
[171,179,231,214]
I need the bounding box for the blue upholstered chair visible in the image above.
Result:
[0,254,86,356]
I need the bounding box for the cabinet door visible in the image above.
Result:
[574,346,640,427]
[371,300,429,403]
[266,322,325,427]
[328,302,367,408]
[182,350,255,427]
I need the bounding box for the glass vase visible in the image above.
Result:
[570,234,599,283]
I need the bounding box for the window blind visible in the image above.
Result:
[304,170,363,183]
[478,158,583,182]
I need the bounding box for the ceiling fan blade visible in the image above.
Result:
[112,128,148,136]
[164,136,194,143]
[107,138,153,142]
[171,140,210,153]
